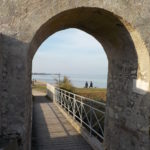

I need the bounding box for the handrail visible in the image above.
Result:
[54,87,106,142]
[58,92,105,114]
[55,87,106,106]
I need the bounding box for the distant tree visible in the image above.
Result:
[56,76,75,92]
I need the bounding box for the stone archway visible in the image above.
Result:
[0,1,150,150]
[29,7,150,150]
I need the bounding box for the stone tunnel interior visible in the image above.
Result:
[0,0,150,149]
[27,7,150,150]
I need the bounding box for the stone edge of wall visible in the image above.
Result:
[46,83,104,150]
[46,83,55,100]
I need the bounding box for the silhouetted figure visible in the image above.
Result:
[89,81,93,88]
[85,81,88,88]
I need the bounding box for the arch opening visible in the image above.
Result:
[32,28,108,145]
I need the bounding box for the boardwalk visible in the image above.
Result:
[32,91,93,150]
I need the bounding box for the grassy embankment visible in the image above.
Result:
[74,88,106,102]
[32,81,47,93]
[32,81,106,102]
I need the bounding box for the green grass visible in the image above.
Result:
[74,88,107,102]
[32,84,47,92]
[32,83,107,102]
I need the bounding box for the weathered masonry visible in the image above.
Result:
[0,1,150,150]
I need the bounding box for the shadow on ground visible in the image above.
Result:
[32,95,93,150]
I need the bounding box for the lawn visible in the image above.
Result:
[32,81,47,93]
[74,88,107,102]
[32,81,107,102]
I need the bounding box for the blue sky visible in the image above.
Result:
[32,28,108,75]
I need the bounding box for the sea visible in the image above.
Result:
[32,74,107,88]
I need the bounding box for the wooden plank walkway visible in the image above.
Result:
[32,93,93,150]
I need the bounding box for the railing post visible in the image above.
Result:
[67,93,70,114]
[64,91,67,108]
[61,90,63,107]
[90,101,93,136]
[63,91,65,108]
[73,94,76,120]
[54,88,56,103]
[80,98,83,126]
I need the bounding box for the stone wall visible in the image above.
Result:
[0,1,150,150]
[0,138,19,150]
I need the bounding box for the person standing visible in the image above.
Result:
[89,81,93,88]
[85,81,88,88]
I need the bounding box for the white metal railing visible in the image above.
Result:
[54,88,106,142]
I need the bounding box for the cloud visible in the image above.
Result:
[37,28,104,54]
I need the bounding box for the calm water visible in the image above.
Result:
[32,74,107,88]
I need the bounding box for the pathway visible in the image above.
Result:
[32,90,93,150]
